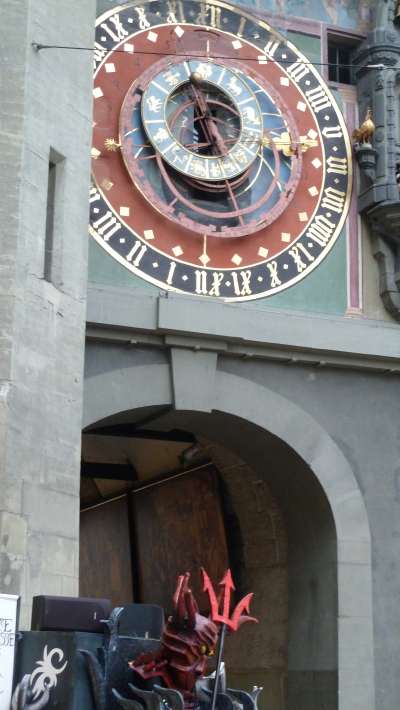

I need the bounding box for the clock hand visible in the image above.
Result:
[216,157,245,226]
[189,74,228,156]
[207,118,229,156]
[179,84,244,219]
[189,80,216,151]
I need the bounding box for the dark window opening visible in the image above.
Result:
[328,43,352,84]
[44,161,56,281]
[327,35,361,85]
[44,148,64,284]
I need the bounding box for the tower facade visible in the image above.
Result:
[0,0,95,625]
[1,3,400,710]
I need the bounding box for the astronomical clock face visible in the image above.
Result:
[90,0,352,301]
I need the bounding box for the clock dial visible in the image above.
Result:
[90,0,352,300]
[139,59,263,180]
[119,55,301,239]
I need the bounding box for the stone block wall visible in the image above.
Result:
[0,0,95,626]
[200,440,288,710]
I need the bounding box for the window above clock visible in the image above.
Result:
[327,33,361,85]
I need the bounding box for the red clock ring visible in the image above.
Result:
[91,22,325,271]
[119,54,303,239]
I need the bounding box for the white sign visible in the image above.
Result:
[0,594,20,710]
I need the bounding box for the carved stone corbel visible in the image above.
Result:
[368,204,400,319]
[354,143,378,183]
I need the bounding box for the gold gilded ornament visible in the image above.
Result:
[299,136,319,153]
[104,138,122,151]
[352,108,375,144]
[262,132,318,156]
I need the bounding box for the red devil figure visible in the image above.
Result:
[129,570,257,708]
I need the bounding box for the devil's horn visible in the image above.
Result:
[172,572,191,627]
[173,575,186,610]
[185,587,198,629]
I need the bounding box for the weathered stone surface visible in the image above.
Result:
[0,512,27,557]
[0,0,95,627]
[22,484,78,537]
[353,5,400,320]
[204,441,288,690]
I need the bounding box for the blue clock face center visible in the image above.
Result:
[119,55,303,239]
[141,59,264,181]
[166,80,241,160]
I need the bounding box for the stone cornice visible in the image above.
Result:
[86,287,400,374]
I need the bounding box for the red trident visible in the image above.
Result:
[202,568,258,631]
[202,569,258,710]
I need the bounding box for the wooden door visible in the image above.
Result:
[79,496,134,607]
[132,465,229,613]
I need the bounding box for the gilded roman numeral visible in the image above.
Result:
[195,270,208,295]
[321,186,346,214]
[209,273,224,297]
[263,40,280,59]
[287,60,310,83]
[134,7,150,30]
[322,125,343,139]
[89,187,101,203]
[196,4,221,28]
[237,17,246,38]
[289,244,314,272]
[100,14,128,43]
[306,215,336,246]
[195,271,237,297]
[166,1,185,23]
[93,211,122,241]
[232,271,252,297]
[166,261,176,286]
[327,155,348,175]
[306,86,332,113]
[126,240,147,266]
[267,261,281,288]
[194,270,251,297]
[93,42,108,68]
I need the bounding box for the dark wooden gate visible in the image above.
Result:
[80,464,229,610]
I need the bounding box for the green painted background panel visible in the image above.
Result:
[249,229,347,314]
[89,237,157,294]
[89,226,348,316]
[286,32,321,66]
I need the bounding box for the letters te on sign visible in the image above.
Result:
[0,594,20,710]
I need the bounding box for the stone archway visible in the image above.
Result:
[83,353,375,710]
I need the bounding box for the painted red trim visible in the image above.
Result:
[345,100,362,313]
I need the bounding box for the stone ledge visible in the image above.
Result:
[86,288,400,374]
